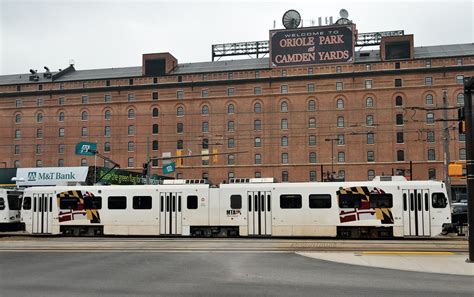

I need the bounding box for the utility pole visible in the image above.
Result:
[146,137,150,185]
[442,89,452,202]
[463,77,474,262]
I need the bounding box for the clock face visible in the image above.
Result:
[282,9,301,29]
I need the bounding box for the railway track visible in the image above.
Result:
[0,237,467,253]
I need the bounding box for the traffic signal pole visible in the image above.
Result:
[464,77,474,262]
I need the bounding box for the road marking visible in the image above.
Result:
[362,251,454,255]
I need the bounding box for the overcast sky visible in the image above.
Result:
[0,0,472,75]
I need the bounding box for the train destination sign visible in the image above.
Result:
[270,25,355,67]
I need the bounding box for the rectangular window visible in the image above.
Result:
[309,194,331,208]
[230,195,242,209]
[133,196,152,209]
[127,93,135,101]
[105,126,111,137]
[338,193,364,208]
[84,197,102,209]
[227,87,235,96]
[425,60,431,68]
[369,194,393,208]
[227,121,235,132]
[202,122,209,133]
[228,138,235,148]
[60,197,80,210]
[280,194,302,209]
[106,80,111,86]
[367,133,374,144]
[81,95,88,104]
[456,58,463,66]
[58,97,65,105]
[396,114,404,125]
[201,90,208,97]
[58,144,65,154]
[336,66,342,73]
[152,92,159,100]
[367,151,375,162]
[108,196,127,209]
[281,153,288,164]
[309,135,316,146]
[15,99,22,107]
[397,150,405,161]
[336,82,343,90]
[425,77,433,86]
[128,125,135,136]
[187,195,198,209]
[432,193,447,208]
[152,140,159,151]
[281,85,288,93]
[308,67,313,74]
[307,83,315,92]
[177,90,184,99]
[395,79,402,87]
[456,75,464,84]
[254,87,261,95]
[397,132,404,143]
[365,80,373,89]
[81,127,88,137]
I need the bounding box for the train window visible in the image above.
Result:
[172,196,176,212]
[248,195,252,211]
[108,196,127,209]
[432,193,447,208]
[410,193,414,211]
[338,194,363,208]
[280,194,302,209]
[424,193,429,211]
[403,194,407,211]
[369,194,393,208]
[178,196,182,212]
[230,195,242,209]
[23,197,31,210]
[309,194,332,208]
[50,196,52,212]
[417,193,422,211]
[33,198,37,212]
[267,195,271,211]
[187,195,198,209]
[84,197,102,210]
[160,196,164,212]
[255,195,258,211]
[133,196,152,209]
[60,197,80,210]
[7,192,22,210]
[0,198,4,210]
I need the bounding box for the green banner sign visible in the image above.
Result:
[163,162,176,174]
[75,142,97,156]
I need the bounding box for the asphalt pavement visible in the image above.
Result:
[0,252,472,297]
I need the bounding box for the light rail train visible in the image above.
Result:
[0,189,23,226]
[20,176,451,238]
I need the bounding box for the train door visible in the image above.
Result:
[402,189,431,237]
[159,192,182,235]
[31,193,53,234]
[247,191,272,236]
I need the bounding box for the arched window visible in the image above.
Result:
[81,111,88,121]
[395,95,403,106]
[308,117,316,128]
[104,110,112,120]
[15,114,21,123]
[152,108,159,117]
[336,98,344,109]
[152,124,159,134]
[58,112,65,122]
[425,94,434,105]
[176,106,184,116]
[36,113,43,123]
[201,105,209,115]
[365,97,374,108]
[308,100,316,111]
[426,112,435,124]
[280,101,288,112]
[227,104,235,114]
[254,102,262,113]
[457,93,465,105]
[127,108,135,119]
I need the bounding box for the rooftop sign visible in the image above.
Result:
[270,24,355,67]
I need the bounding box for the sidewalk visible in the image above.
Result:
[297,251,474,276]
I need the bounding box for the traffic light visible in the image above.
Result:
[176,150,182,168]
[212,148,218,163]
[142,162,148,176]
[458,107,466,134]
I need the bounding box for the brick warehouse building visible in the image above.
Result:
[0,21,473,189]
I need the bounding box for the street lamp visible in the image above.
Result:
[325,138,338,180]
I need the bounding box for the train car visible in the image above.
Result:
[0,189,23,226]
[20,176,451,238]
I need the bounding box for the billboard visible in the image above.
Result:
[15,167,89,186]
[270,24,355,67]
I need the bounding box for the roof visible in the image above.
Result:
[1,43,472,86]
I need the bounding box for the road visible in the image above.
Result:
[0,251,472,297]
[0,237,471,297]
